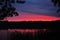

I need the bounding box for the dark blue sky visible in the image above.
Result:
[0,0,60,21]
[11,0,60,17]
[0,0,59,17]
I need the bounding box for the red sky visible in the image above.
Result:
[7,12,60,22]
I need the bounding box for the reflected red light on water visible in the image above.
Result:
[8,29,49,35]
[42,28,47,32]
[8,29,39,35]
[8,29,39,33]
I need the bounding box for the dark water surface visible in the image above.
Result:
[0,29,58,40]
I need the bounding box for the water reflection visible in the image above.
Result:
[0,28,57,40]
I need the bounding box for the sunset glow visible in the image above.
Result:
[7,12,60,22]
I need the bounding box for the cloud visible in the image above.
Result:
[7,12,60,21]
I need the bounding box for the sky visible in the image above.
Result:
[13,0,58,16]
[7,12,60,21]
[1,0,60,21]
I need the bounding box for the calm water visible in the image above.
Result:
[0,29,57,40]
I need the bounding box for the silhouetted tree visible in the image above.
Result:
[51,0,60,13]
[0,0,26,20]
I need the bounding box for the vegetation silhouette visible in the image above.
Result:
[51,0,60,13]
[0,0,26,20]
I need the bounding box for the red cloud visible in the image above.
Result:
[7,12,60,21]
